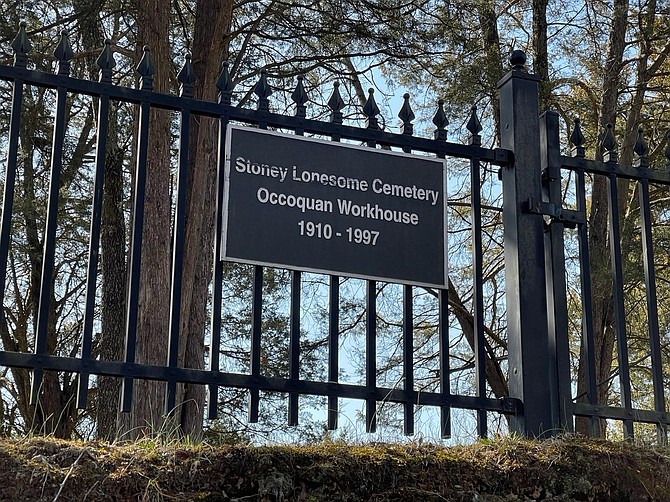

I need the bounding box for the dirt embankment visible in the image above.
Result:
[0,436,667,501]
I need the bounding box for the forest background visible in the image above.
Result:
[0,0,669,445]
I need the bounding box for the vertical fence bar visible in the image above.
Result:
[327,275,340,430]
[498,51,554,437]
[207,117,225,419]
[0,23,29,312]
[606,172,634,438]
[288,270,301,426]
[366,280,377,433]
[362,89,379,434]
[540,111,574,433]
[470,154,487,438]
[403,284,414,436]
[120,99,151,412]
[166,57,195,414]
[208,64,234,420]
[77,90,110,409]
[208,120,228,420]
[326,82,344,431]
[433,106,451,439]
[165,105,190,415]
[287,78,307,427]
[246,72,270,421]
[30,82,69,405]
[570,121,600,435]
[0,77,24,317]
[638,178,667,442]
[400,92,416,434]
[575,168,600,436]
[120,49,156,413]
[439,287,451,438]
[248,265,263,423]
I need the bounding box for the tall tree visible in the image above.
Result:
[175,0,234,439]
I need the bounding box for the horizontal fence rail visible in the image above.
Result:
[0,65,512,164]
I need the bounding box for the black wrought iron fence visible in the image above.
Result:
[0,24,517,439]
[540,111,670,442]
[1,22,669,441]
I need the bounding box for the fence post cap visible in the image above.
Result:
[510,50,527,69]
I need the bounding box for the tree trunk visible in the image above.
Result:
[97,139,126,440]
[121,0,173,439]
[532,0,550,111]
[476,0,503,143]
[175,0,234,439]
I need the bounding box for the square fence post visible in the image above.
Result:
[498,51,557,437]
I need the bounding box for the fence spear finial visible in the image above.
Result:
[177,52,196,98]
[327,81,345,125]
[254,69,272,111]
[136,46,155,91]
[398,93,415,136]
[363,88,380,130]
[11,21,31,68]
[570,117,585,157]
[602,123,618,163]
[467,105,482,146]
[432,99,448,141]
[216,62,234,105]
[96,39,116,83]
[54,30,74,76]
[633,126,649,168]
[291,75,308,118]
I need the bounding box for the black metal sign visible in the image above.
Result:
[222,125,447,287]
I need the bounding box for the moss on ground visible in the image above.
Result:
[0,436,667,501]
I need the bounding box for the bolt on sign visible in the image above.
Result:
[221,125,447,288]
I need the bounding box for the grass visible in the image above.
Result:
[0,435,668,500]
